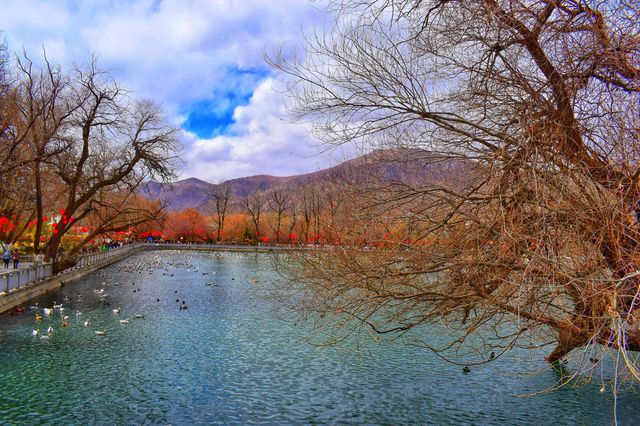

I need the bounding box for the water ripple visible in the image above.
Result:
[0,251,638,425]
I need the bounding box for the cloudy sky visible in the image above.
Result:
[0,0,348,182]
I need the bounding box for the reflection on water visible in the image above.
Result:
[0,251,638,424]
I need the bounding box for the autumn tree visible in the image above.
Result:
[272,0,640,386]
[69,192,166,257]
[163,208,208,242]
[209,181,231,242]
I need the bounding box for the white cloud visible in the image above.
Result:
[182,78,336,182]
[0,0,343,182]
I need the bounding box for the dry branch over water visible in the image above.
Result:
[271,0,640,387]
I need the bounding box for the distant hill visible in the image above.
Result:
[141,150,471,213]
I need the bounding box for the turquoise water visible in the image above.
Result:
[0,251,638,425]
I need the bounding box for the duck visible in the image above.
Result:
[134,314,145,320]
[119,319,130,324]
[462,366,471,374]
[489,351,495,360]
[32,329,39,336]
[84,320,90,327]
[95,330,106,336]
[35,314,42,321]
[112,308,121,314]
[39,335,50,340]
[46,326,54,335]
[53,302,63,309]
[43,308,52,316]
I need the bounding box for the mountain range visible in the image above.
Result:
[141,150,468,213]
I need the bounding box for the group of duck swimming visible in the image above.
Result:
[29,298,146,340]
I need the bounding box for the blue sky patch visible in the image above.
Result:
[181,67,269,138]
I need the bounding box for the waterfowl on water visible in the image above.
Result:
[489,352,495,360]
[46,327,53,335]
[134,314,145,320]
[84,320,89,327]
[32,329,39,336]
[112,308,121,314]
[119,319,130,324]
[53,302,63,309]
[95,331,106,336]
[462,366,471,374]
[43,308,52,316]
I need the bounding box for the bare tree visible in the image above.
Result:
[272,0,640,388]
[287,196,297,243]
[299,184,318,244]
[42,58,179,268]
[267,187,290,243]
[243,190,264,240]
[12,52,75,252]
[209,181,231,242]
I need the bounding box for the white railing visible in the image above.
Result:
[1,263,53,294]
[0,244,142,296]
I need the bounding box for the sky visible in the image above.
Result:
[0,0,348,182]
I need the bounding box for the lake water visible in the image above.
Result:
[0,251,638,425]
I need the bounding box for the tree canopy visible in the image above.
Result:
[272,0,640,384]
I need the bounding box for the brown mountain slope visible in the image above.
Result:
[141,150,470,213]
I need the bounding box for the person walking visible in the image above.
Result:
[11,249,20,269]
[2,249,11,268]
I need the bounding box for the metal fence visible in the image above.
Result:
[0,244,140,296]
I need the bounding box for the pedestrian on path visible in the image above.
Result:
[2,249,10,268]
[11,249,19,269]
[34,251,44,265]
